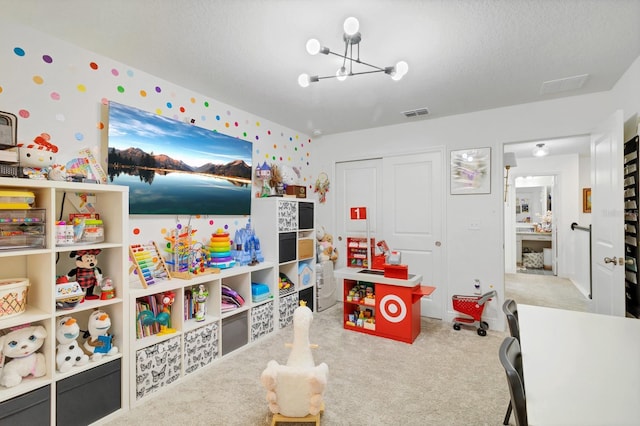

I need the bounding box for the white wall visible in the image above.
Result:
[312,55,640,329]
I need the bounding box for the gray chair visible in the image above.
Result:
[502,299,520,424]
[499,336,527,426]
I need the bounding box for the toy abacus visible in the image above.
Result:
[129,242,171,288]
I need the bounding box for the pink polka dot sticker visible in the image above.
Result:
[50,92,60,101]
[18,110,30,118]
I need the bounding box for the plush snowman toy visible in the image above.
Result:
[55,316,89,372]
[82,310,118,361]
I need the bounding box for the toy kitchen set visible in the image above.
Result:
[335,236,435,344]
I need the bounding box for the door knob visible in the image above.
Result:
[604,257,618,265]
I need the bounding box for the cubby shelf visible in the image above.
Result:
[128,260,280,406]
[0,178,129,425]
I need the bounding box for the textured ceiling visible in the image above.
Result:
[2,0,640,138]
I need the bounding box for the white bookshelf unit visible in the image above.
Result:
[251,198,316,326]
[128,260,278,406]
[0,178,129,425]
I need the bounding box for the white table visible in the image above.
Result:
[518,304,640,426]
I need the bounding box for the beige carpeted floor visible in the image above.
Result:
[103,273,586,426]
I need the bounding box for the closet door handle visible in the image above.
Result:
[604,257,618,265]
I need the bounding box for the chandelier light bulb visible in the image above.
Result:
[392,61,409,81]
[336,67,348,81]
[306,38,321,55]
[298,73,310,88]
[343,17,360,36]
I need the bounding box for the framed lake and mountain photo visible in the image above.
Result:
[450,147,491,195]
[107,101,252,215]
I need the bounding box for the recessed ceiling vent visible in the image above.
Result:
[540,74,589,94]
[402,107,429,118]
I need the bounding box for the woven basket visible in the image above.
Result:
[0,278,29,319]
[523,252,544,269]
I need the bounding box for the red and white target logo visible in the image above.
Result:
[380,294,407,323]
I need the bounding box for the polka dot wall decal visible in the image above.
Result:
[180,106,185,113]
[155,86,162,93]
[204,101,210,107]
[32,76,44,84]
[289,137,293,141]
[98,122,104,130]
[255,136,259,140]
[161,228,167,234]
[166,102,173,108]
[209,219,215,225]
[117,86,125,93]
[294,147,298,151]
[190,98,196,104]
[75,133,84,141]
[101,98,109,105]
[18,110,30,118]
[89,62,98,70]
[50,92,60,101]
[177,223,183,230]
[155,109,162,114]
[268,130,271,135]
[201,115,206,122]
[42,55,53,64]
[140,90,147,97]
[112,69,119,77]
[273,144,277,149]
[243,132,247,137]
[225,122,230,128]
[227,110,231,116]
[55,114,65,121]
[234,122,238,127]
[13,47,25,57]
[77,84,87,92]
[0,86,3,94]
[127,70,134,77]
[133,228,140,235]
[216,115,220,120]
[256,121,260,127]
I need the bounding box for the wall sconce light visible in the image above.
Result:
[532,143,550,157]
[298,17,408,87]
[504,152,518,202]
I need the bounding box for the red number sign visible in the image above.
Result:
[350,207,367,220]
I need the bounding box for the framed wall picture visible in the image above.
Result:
[583,188,592,213]
[450,147,491,194]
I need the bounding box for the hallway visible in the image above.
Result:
[505,273,588,312]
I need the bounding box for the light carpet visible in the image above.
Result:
[103,274,587,426]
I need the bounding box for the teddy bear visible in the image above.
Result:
[82,310,118,361]
[316,226,338,264]
[0,324,47,387]
[68,249,102,300]
[55,316,89,372]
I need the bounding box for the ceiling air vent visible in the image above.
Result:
[540,74,589,95]
[402,107,429,118]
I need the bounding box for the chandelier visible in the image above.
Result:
[298,17,408,87]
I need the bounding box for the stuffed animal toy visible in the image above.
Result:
[17,133,58,179]
[55,316,89,372]
[47,164,68,181]
[316,226,338,264]
[68,249,102,300]
[82,310,118,361]
[0,324,47,387]
[279,164,301,188]
[261,303,328,417]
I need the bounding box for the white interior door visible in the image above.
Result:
[335,151,444,319]
[591,110,625,316]
[382,151,444,319]
[335,159,383,271]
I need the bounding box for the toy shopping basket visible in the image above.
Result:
[452,290,497,336]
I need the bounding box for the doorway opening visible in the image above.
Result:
[503,135,591,311]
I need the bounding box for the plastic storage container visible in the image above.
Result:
[0,208,46,250]
[0,278,29,319]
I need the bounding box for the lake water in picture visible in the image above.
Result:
[111,172,251,215]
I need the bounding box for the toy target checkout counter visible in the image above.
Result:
[334,249,435,344]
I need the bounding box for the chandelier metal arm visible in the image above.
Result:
[316,69,387,81]
[326,49,387,72]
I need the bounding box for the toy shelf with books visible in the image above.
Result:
[251,198,317,328]
[0,178,128,426]
[128,260,277,406]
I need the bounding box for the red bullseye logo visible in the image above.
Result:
[380,294,407,323]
